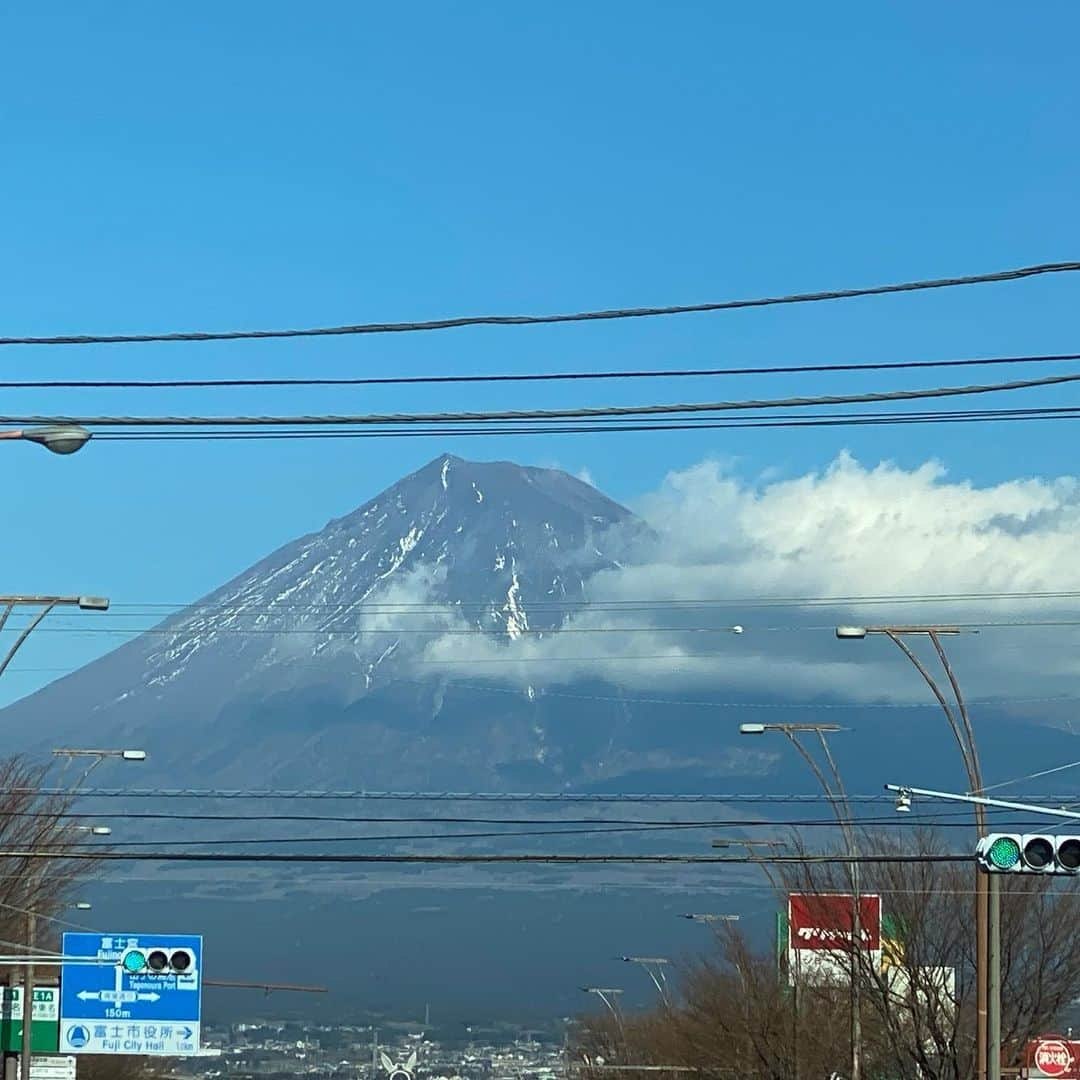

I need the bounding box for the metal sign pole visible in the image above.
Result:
[988,876,1001,1080]
[19,893,37,1080]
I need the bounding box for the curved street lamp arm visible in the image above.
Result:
[885,632,981,814]
[0,601,57,680]
[644,966,669,1006]
[594,991,625,1038]
[746,848,784,894]
[784,730,859,898]
[929,630,985,795]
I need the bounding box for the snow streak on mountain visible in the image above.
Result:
[138,453,634,692]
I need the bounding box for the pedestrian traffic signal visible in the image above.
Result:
[120,946,195,975]
[976,833,1080,874]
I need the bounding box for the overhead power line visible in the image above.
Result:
[7,351,1080,390]
[40,789,1080,805]
[47,587,1080,612]
[2,260,1075,347]
[16,617,1080,635]
[4,850,967,865]
[85,812,1065,847]
[90,407,1080,440]
[7,369,1080,427]
[0,807,1012,828]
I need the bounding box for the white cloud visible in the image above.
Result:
[403,453,1080,706]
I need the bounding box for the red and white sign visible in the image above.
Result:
[1023,1038,1080,1079]
[789,893,882,951]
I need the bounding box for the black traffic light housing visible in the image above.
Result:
[976,833,1080,874]
[121,946,195,975]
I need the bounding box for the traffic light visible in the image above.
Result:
[976,833,1080,874]
[120,946,195,975]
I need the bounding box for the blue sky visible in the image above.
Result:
[2,1,1079,704]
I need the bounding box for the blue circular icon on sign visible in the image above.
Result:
[67,1025,90,1049]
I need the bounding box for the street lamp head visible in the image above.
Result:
[73,902,92,911]
[77,596,110,611]
[20,425,92,456]
[90,826,112,836]
[895,789,913,814]
[121,750,147,762]
[739,723,766,735]
[835,626,868,640]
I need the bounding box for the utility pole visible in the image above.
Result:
[740,722,860,1080]
[18,872,40,1080]
[837,624,987,1080]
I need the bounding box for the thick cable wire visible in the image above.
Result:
[2,261,1076,346]
[37,789,1080,804]
[88,409,1080,440]
[2,850,968,865]
[7,351,1080,389]
[8,369,1080,427]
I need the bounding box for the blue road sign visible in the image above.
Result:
[60,933,201,1056]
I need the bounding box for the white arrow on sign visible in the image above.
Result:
[77,990,137,1003]
[76,988,158,1002]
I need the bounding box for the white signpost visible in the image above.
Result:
[1,988,60,1023]
[15,1056,76,1080]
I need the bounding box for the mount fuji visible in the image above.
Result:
[3,452,1073,798]
[2,454,711,790]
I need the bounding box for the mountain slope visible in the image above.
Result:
[2,454,650,786]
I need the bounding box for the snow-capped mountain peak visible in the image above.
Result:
[16,454,637,748]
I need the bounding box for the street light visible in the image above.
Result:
[740,722,845,735]
[70,825,112,837]
[682,914,753,1070]
[53,749,145,762]
[0,596,110,681]
[0,425,92,456]
[72,902,92,911]
[52,748,147,787]
[739,720,861,1080]
[836,622,990,1080]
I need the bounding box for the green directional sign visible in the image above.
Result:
[0,987,60,1053]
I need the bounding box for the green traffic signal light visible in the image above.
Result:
[122,950,147,974]
[987,835,1021,870]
